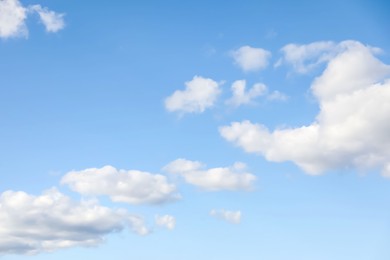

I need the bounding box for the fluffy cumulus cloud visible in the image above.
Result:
[231,45,271,72]
[0,0,64,39]
[155,215,176,230]
[0,188,149,255]
[226,80,267,107]
[210,209,241,224]
[61,165,179,205]
[0,0,27,38]
[30,5,65,32]
[165,76,221,114]
[220,40,390,176]
[163,159,256,191]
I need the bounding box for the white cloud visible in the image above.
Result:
[0,0,27,38]
[311,41,390,101]
[276,41,337,73]
[0,0,64,39]
[220,41,390,176]
[155,215,176,230]
[0,188,149,255]
[382,163,390,178]
[220,120,272,154]
[267,90,288,101]
[231,46,271,72]
[163,159,256,191]
[30,5,65,32]
[61,165,179,205]
[226,80,267,107]
[164,76,221,114]
[210,209,241,224]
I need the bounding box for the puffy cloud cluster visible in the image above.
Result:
[226,80,267,107]
[155,215,176,230]
[0,188,149,255]
[231,46,271,72]
[165,76,221,114]
[164,46,287,114]
[210,209,241,224]
[220,41,390,176]
[0,0,65,39]
[61,165,179,205]
[0,163,186,255]
[163,159,256,191]
[226,80,288,106]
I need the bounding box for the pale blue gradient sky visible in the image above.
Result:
[1,0,390,259]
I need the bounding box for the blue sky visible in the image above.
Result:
[0,0,390,259]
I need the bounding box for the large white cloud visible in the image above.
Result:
[61,165,179,205]
[220,40,390,176]
[0,188,149,255]
[163,159,256,191]
[231,46,271,72]
[226,80,267,107]
[164,76,221,114]
[0,0,64,39]
[210,209,241,224]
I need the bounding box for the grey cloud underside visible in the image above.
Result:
[0,188,148,255]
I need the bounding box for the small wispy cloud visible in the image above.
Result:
[155,215,176,230]
[275,41,336,73]
[30,5,65,33]
[267,90,288,101]
[210,209,241,224]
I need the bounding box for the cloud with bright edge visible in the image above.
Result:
[0,188,149,255]
[61,165,179,205]
[163,159,256,191]
[0,0,64,39]
[210,209,241,224]
[220,40,390,176]
[165,76,221,114]
[231,45,271,72]
[155,215,176,230]
[226,80,267,107]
